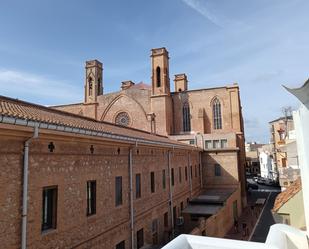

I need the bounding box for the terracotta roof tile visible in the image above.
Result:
[0,95,195,148]
[130,82,151,89]
[272,178,302,212]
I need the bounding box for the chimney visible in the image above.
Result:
[121,80,135,90]
[174,74,188,92]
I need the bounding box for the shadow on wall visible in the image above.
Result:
[203,153,240,189]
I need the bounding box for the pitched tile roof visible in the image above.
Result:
[130,82,151,90]
[272,178,302,212]
[0,95,196,149]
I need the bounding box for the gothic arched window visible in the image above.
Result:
[98,77,101,95]
[183,102,191,132]
[156,66,161,87]
[213,98,222,129]
[88,76,93,96]
[115,112,130,127]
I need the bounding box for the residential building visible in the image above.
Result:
[269,116,300,190]
[161,79,309,249]
[258,144,277,181]
[286,78,309,235]
[272,178,306,230]
[245,142,264,176]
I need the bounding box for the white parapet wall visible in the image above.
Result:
[294,106,309,234]
[162,224,308,249]
[285,80,309,235]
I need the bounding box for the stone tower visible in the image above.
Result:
[150,48,173,135]
[151,48,170,96]
[174,73,188,92]
[84,60,103,104]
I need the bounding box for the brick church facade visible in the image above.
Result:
[0,47,246,249]
[54,47,246,205]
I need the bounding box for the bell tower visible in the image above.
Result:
[151,48,170,96]
[84,60,103,104]
[150,47,173,135]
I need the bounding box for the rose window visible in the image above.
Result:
[115,112,130,126]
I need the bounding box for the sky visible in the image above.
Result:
[0,0,309,143]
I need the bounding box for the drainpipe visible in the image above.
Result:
[199,152,203,188]
[21,125,39,249]
[197,133,204,188]
[188,153,192,198]
[167,150,174,238]
[129,143,135,249]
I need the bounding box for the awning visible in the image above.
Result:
[182,204,222,216]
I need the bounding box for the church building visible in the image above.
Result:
[54,47,247,206]
[0,47,247,249]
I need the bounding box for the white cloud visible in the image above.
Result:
[0,69,82,105]
[181,0,245,29]
[182,0,223,27]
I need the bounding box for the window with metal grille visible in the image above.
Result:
[162,169,166,189]
[213,98,222,129]
[164,212,168,227]
[137,228,144,249]
[136,174,141,199]
[87,180,96,216]
[214,164,221,176]
[42,186,57,231]
[115,176,122,206]
[150,172,155,193]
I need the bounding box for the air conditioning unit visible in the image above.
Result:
[176,216,184,226]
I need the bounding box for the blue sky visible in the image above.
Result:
[0,0,309,143]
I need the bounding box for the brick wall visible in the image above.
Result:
[0,124,201,249]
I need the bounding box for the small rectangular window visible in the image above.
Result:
[42,186,57,231]
[179,167,182,183]
[151,172,155,193]
[173,206,177,227]
[137,228,144,249]
[205,140,212,149]
[214,164,221,176]
[162,169,166,189]
[221,139,227,148]
[213,140,220,149]
[152,219,158,233]
[171,168,175,186]
[115,176,122,206]
[180,202,184,211]
[198,164,201,177]
[189,139,195,145]
[87,180,96,216]
[164,212,168,227]
[116,241,125,249]
[190,166,193,179]
[195,165,197,177]
[185,167,188,181]
[136,174,141,199]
